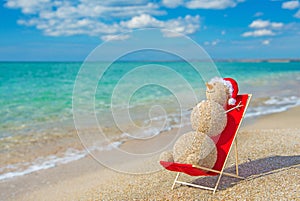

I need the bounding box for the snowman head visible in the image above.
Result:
[205,77,238,108]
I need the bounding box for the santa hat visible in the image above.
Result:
[209,77,239,105]
[223,78,238,105]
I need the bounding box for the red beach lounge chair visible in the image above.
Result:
[160,94,252,193]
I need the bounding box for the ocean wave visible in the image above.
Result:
[0,148,87,181]
[0,142,123,181]
[245,95,300,118]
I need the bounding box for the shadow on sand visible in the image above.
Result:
[191,155,300,190]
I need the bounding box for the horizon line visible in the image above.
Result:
[1,58,300,63]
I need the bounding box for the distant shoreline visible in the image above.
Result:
[213,58,300,63]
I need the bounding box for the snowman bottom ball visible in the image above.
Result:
[173,131,217,169]
[159,150,174,162]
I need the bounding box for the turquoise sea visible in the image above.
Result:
[1,61,300,180]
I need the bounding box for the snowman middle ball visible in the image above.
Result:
[191,100,227,137]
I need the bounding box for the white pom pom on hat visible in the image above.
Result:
[209,77,239,105]
[228,97,236,105]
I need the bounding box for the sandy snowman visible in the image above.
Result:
[160,77,239,169]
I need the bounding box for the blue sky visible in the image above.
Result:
[1,0,300,61]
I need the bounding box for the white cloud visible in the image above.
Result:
[221,30,226,35]
[203,39,220,46]
[162,0,183,8]
[243,19,284,37]
[271,22,284,29]
[281,1,300,19]
[249,19,284,29]
[121,14,200,36]
[185,0,241,9]
[242,29,275,37]
[4,0,245,41]
[5,0,201,40]
[282,1,299,10]
[211,39,220,46]
[161,0,244,9]
[249,19,270,29]
[165,15,201,35]
[101,34,130,41]
[121,14,164,28]
[295,9,300,17]
[262,39,270,45]
[254,12,264,17]
[5,0,51,14]
[17,17,122,36]
[5,1,165,18]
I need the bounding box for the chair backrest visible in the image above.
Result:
[210,94,251,172]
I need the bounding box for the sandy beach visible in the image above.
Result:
[1,106,300,201]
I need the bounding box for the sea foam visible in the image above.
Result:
[245,96,300,118]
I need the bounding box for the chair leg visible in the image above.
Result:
[234,139,239,176]
[213,173,223,194]
[172,172,180,190]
